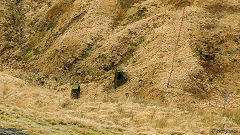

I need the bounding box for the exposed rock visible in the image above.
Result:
[71,83,80,99]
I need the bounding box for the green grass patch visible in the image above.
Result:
[24,50,33,58]
[0,116,15,122]
[72,85,80,90]
[23,35,43,59]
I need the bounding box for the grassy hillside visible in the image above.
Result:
[0,0,240,134]
[0,72,239,134]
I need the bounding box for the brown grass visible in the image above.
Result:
[155,118,168,128]
[205,2,240,14]
[168,0,194,9]
[222,109,240,126]
[190,17,240,97]
[1,0,240,134]
[2,84,9,97]
[0,65,3,72]
[113,0,144,27]
[45,0,73,23]
[0,72,240,134]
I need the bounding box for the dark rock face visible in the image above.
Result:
[114,70,128,88]
[71,83,80,99]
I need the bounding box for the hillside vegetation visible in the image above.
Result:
[0,0,240,134]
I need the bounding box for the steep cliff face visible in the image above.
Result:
[0,0,240,108]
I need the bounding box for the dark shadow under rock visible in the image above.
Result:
[114,69,128,88]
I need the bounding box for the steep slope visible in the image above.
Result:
[0,0,240,122]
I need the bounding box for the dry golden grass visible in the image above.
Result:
[168,0,194,9]
[112,0,145,27]
[0,0,240,134]
[0,58,3,72]
[205,1,240,14]
[45,0,74,25]
[0,71,240,134]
